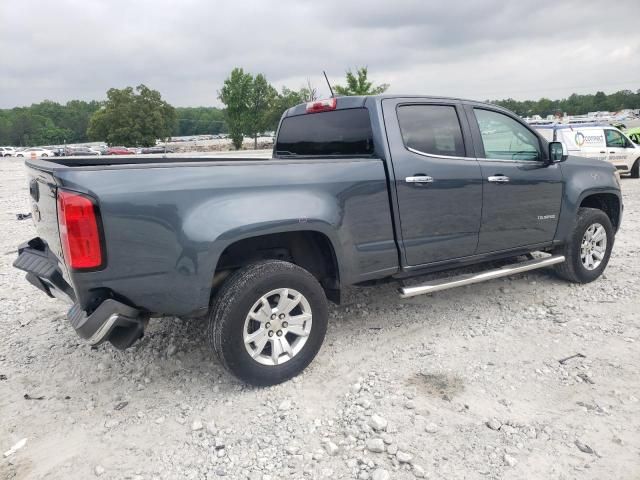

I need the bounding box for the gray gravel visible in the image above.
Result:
[1,157,639,479]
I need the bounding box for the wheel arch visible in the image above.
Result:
[578,191,622,232]
[211,228,343,304]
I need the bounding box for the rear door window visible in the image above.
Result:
[397,104,466,157]
[275,108,374,157]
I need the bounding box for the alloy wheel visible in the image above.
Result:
[243,288,313,366]
[580,223,607,270]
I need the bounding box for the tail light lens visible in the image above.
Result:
[57,190,103,269]
[306,97,337,113]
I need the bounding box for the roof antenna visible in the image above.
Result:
[323,71,335,98]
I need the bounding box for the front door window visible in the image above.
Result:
[605,129,629,148]
[474,109,541,161]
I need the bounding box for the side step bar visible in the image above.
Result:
[399,255,565,299]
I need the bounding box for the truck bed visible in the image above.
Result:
[23,155,399,318]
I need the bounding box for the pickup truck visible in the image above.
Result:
[14,95,623,386]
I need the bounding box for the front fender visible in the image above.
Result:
[555,157,622,243]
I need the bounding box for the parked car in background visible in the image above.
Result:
[64,146,100,156]
[89,146,108,155]
[0,147,16,157]
[140,146,174,154]
[626,127,640,145]
[106,146,135,155]
[16,147,55,158]
[534,124,640,178]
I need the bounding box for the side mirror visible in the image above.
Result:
[549,142,567,163]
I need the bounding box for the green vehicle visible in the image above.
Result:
[625,127,640,145]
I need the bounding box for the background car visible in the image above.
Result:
[15,147,55,158]
[64,146,100,156]
[0,147,16,157]
[89,145,108,155]
[626,127,640,145]
[140,146,174,154]
[106,146,135,155]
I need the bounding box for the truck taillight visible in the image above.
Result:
[306,97,337,113]
[57,190,103,270]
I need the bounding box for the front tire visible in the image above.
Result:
[207,260,328,386]
[554,207,614,283]
[631,158,639,179]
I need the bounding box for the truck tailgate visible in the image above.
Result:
[25,165,69,282]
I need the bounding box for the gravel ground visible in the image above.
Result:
[1,157,639,480]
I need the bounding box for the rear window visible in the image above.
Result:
[276,108,374,157]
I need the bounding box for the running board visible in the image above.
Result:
[398,255,565,299]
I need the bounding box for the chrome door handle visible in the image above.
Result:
[488,175,510,183]
[405,175,434,184]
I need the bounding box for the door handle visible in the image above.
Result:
[488,175,510,183]
[610,151,615,154]
[405,175,434,184]
[600,151,606,154]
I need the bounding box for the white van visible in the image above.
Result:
[534,124,640,178]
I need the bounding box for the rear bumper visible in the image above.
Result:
[14,238,144,349]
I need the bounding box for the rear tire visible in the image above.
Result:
[631,158,640,178]
[554,207,613,283]
[207,260,328,386]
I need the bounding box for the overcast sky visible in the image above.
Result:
[1,0,639,108]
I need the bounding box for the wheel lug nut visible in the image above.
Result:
[271,314,276,320]
[276,330,283,336]
[265,322,271,328]
[279,313,285,319]
[282,321,288,328]
[268,331,274,337]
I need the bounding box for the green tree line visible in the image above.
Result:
[4,65,633,148]
[492,89,640,118]
[0,101,227,147]
[0,100,101,146]
[0,67,388,148]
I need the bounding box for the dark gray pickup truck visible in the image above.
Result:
[15,95,623,385]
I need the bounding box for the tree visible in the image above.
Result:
[174,107,226,136]
[246,74,277,149]
[87,84,175,147]
[299,78,318,102]
[333,67,389,96]
[218,68,253,149]
[264,87,306,132]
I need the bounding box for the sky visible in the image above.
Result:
[1,0,639,108]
